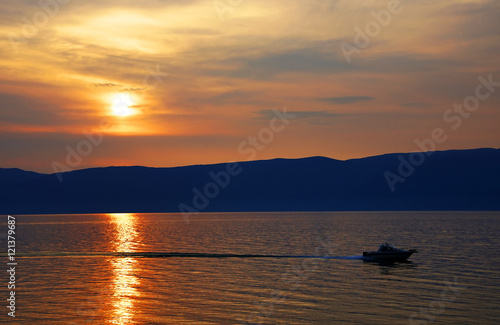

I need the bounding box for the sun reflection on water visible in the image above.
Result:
[108,213,141,324]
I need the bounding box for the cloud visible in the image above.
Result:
[255,109,345,120]
[0,93,64,126]
[361,54,460,74]
[206,90,265,106]
[120,87,145,92]
[248,48,347,73]
[400,102,431,109]
[317,96,374,104]
[94,83,120,88]
[206,46,352,80]
[439,1,500,41]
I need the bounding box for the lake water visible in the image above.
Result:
[1,211,499,324]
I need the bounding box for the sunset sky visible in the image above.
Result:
[1,0,499,173]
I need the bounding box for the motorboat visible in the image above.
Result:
[363,243,417,260]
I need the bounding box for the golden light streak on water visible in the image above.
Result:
[108,213,141,324]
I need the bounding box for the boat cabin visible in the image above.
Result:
[378,243,395,252]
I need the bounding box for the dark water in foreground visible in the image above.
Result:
[1,212,499,324]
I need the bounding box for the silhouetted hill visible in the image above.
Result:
[1,148,499,214]
[0,168,45,185]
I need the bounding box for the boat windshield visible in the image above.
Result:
[379,244,394,252]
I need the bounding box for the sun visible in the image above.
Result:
[110,93,136,117]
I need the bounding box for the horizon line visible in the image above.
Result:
[2,146,498,175]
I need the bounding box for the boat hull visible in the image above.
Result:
[363,250,416,261]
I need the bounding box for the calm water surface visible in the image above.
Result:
[1,212,499,324]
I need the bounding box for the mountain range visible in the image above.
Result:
[1,148,499,215]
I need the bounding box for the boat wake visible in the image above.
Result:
[328,255,364,260]
[3,252,365,259]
